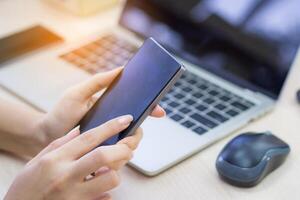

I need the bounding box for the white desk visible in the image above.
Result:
[1,1,300,199]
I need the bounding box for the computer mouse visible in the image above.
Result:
[216,132,290,187]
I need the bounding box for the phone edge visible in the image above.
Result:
[125,65,186,137]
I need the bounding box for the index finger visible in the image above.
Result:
[55,115,133,160]
[150,105,165,118]
[72,144,132,178]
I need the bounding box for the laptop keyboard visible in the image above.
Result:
[60,34,256,136]
[60,35,138,73]
[161,72,255,134]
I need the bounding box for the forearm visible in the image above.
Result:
[0,98,45,157]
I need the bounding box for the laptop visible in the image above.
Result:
[0,0,299,176]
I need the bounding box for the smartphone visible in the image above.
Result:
[79,38,185,146]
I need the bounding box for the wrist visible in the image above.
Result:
[32,115,51,146]
[29,113,51,152]
[0,111,48,158]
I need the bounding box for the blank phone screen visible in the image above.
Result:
[79,38,182,145]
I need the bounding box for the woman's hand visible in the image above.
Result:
[5,115,137,200]
[34,67,165,156]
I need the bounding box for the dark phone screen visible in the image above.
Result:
[80,39,181,145]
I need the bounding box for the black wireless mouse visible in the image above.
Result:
[216,132,290,187]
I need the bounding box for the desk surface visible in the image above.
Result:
[1,0,300,199]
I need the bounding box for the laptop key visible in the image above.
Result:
[185,99,196,105]
[103,51,114,60]
[215,104,226,110]
[174,82,182,87]
[174,93,184,99]
[181,120,195,128]
[220,95,231,102]
[180,74,187,79]
[208,90,219,96]
[161,96,169,102]
[86,55,99,63]
[94,47,105,56]
[193,126,207,135]
[84,43,99,51]
[170,114,184,121]
[231,101,249,111]
[188,79,197,84]
[72,49,90,58]
[179,107,191,114]
[226,109,239,117]
[190,113,217,128]
[169,101,180,108]
[168,88,175,94]
[182,86,192,93]
[60,53,76,62]
[207,111,228,123]
[196,104,207,111]
[203,98,215,104]
[164,108,172,115]
[198,84,208,90]
[192,92,203,98]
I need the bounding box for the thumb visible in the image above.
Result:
[70,67,123,101]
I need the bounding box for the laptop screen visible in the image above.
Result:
[119,0,300,98]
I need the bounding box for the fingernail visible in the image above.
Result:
[162,109,166,117]
[118,115,133,126]
[96,166,110,175]
[113,66,124,72]
[68,126,80,135]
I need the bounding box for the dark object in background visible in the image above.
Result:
[297,90,300,104]
[216,132,290,187]
[121,0,300,98]
[0,25,63,65]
